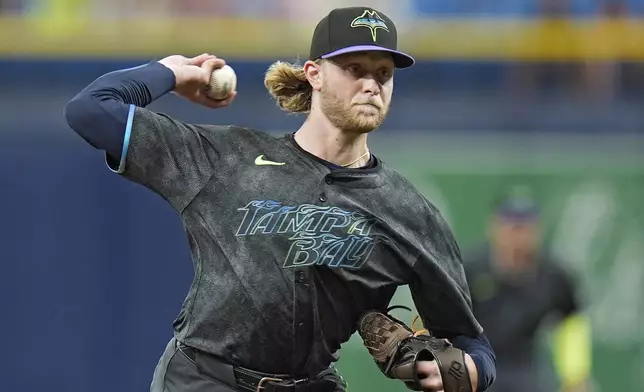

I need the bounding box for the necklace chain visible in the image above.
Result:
[340,149,370,168]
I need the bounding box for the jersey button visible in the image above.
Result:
[295,271,305,283]
[325,177,333,185]
[319,193,327,202]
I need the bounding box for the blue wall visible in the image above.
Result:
[2,59,643,134]
[0,59,641,392]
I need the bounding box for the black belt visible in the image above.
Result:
[177,343,331,392]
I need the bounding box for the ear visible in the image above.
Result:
[303,60,323,91]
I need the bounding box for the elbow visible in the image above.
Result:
[64,95,92,135]
[63,93,115,151]
[63,92,129,157]
[63,94,109,152]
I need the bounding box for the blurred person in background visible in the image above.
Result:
[580,0,628,103]
[284,0,413,30]
[505,0,582,103]
[0,0,23,14]
[224,0,288,18]
[172,0,287,18]
[464,188,591,392]
[88,0,172,19]
[169,0,225,16]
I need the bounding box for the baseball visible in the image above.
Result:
[207,65,237,100]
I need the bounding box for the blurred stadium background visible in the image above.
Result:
[1,1,643,391]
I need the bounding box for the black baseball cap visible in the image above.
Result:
[309,7,415,69]
[494,193,540,222]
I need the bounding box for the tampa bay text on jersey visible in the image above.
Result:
[235,200,378,269]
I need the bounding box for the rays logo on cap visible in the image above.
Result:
[350,10,389,42]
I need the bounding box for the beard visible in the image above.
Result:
[319,83,389,134]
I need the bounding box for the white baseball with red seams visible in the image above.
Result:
[207,65,237,100]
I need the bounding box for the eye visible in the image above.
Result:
[379,68,393,81]
[345,64,362,75]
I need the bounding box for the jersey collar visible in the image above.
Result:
[283,133,387,188]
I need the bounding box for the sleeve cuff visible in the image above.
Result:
[107,104,135,174]
[146,61,177,99]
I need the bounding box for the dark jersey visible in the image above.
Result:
[463,246,578,385]
[108,106,482,377]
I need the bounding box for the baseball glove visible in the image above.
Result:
[357,307,472,392]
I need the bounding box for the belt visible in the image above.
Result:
[177,343,330,392]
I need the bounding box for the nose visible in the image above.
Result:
[362,76,381,96]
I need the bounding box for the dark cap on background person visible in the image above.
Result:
[493,188,540,222]
[309,7,415,69]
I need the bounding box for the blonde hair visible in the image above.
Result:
[264,60,315,114]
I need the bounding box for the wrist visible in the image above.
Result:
[156,61,179,90]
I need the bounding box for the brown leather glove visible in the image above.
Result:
[357,309,472,392]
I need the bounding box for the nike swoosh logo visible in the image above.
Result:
[255,155,285,166]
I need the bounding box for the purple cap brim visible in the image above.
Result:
[321,45,415,68]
